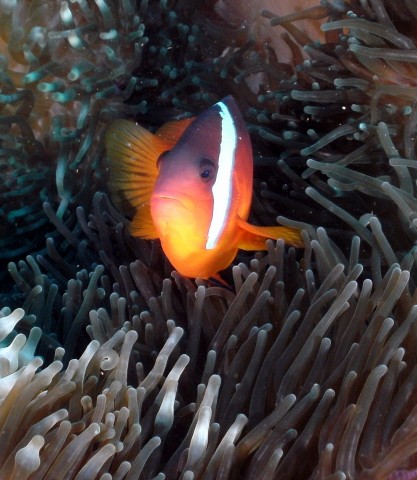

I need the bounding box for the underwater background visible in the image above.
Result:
[1,0,417,478]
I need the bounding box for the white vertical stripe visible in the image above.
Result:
[205,101,237,249]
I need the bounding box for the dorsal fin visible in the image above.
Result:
[105,119,171,239]
[156,117,195,146]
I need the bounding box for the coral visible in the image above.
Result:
[2,0,417,479]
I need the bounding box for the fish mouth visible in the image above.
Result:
[158,194,180,201]
[156,194,183,206]
[155,193,193,211]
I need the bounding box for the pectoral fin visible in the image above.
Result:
[105,119,172,239]
[237,217,303,250]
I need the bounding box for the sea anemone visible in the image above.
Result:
[3,0,417,479]
[3,220,417,478]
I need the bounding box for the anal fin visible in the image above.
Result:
[237,217,303,250]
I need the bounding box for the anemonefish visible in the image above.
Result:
[105,96,303,279]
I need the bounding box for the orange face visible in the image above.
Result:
[150,96,253,278]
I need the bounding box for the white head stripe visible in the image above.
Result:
[205,101,237,249]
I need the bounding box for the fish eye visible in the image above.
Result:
[199,157,216,182]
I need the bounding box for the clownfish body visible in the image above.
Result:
[105,96,302,279]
